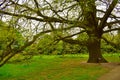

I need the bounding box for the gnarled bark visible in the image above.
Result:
[87,35,107,63]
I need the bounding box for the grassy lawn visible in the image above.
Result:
[0,54,119,80]
[103,53,120,62]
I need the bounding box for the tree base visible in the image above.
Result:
[87,57,108,63]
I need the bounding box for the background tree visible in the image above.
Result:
[0,0,120,65]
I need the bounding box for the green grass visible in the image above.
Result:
[0,54,118,80]
[103,53,120,62]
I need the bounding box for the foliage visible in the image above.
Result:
[101,33,120,53]
[0,21,24,53]
[36,34,55,55]
[34,34,86,55]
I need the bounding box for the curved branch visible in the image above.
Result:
[107,20,120,25]
[103,27,120,33]
[0,10,85,28]
[98,0,118,29]
[0,29,51,67]
[61,38,87,46]
[0,25,82,67]
[58,32,87,46]
[102,36,118,47]
[58,30,86,39]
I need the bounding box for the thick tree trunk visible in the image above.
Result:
[87,35,108,63]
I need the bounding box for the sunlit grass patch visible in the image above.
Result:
[0,54,114,80]
[103,53,120,62]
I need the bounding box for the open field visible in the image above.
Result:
[0,54,120,80]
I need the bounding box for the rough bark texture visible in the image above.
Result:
[87,35,108,63]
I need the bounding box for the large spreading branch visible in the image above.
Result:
[98,0,118,29]
[103,27,120,33]
[107,20,120,25]
[58,30,86,40]
[57,31,87,46]
[0,10,86,28]
[60,38,87,46]
[0,24,84,66]
[0,29,51,67]
[102,36,118,48]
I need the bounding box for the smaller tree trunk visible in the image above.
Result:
[87,35,108,63]
[0,53,16,67]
